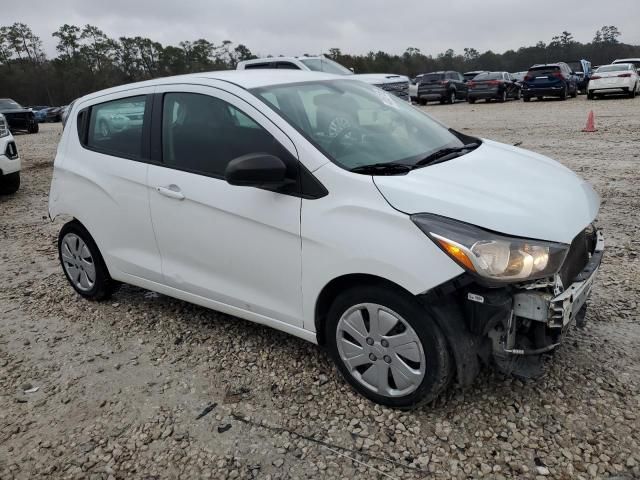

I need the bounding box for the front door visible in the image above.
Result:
[147,85,303,326]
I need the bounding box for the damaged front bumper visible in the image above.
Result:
[423,228,604,383]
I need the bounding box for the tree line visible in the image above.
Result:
[1,23,638,106]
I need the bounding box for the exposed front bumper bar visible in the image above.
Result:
[514,230,604,328]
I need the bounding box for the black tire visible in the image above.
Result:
[629,86,637,98]
[498,89,507,102]
[325,285,452,409]
[418,98,427,106]
[537,96,543,101]
[587,91,595,100]
[570,86,578,98]
[448,90,456,104]
[560,85,567,100]
[515,89,522,100]
[58,221,118,301]
[468,98,476,104]
[0,172,20,195]
[28,122,39,134]
[523,96,531,102]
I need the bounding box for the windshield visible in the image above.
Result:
[421,73,445,82]
[597,64,631,72]
[299,58,353,75]
[474,72,504,81]
[0,99,23,109]
[251,79,465,171]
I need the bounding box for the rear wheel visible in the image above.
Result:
[499,90,507,102]
[523,96,531,102]
[326,285,452,408]
[28,122,39,134]
[58,221,118,301]
[587,90,595,100]
[448,90,456,104]
[537,96,543,101]
[0,172,20,195]
[418,98,427,106]
[560,85,568,100]
[515,89,522,100]
[468,98,476,104]
[570,86,578,98]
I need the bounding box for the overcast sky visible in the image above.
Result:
[4,0,640,58]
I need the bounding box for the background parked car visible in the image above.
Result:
[416,71,468,105]
[567,59,592,93]
[463,70,488,83]
[587,63,639,99]
[0,113,21,194]
[409,74,423,103]
[467,72,521,103]
[522,63,578,101]
[238,56,411,101]
[612,58,640,72]
[41,106,63,122]
[0,98,39,133]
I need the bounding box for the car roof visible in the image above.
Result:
[613,58,640,62]
[77,70,340,103]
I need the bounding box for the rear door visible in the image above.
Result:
[146,84,304,326]
[65,89,162,282]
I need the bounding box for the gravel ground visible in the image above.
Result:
[1,95,639,479]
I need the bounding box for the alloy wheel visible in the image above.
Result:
[60,233,96,292]
[336,303,426,397]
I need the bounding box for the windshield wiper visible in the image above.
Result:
[413,142,480,167]
[350,162,413,175]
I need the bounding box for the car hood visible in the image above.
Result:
[353,73,409,84]
[373,140,600,244]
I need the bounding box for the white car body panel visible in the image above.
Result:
[374,140,600,244]
[48,70,600,345]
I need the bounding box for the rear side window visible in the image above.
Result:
[86,96,146,159]
[422,73,444,82]
[161,92,295,178]
[275,62,300,69]
[244,63,272,69]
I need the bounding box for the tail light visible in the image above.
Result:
[524,75,533,82]
[590,75,601,80]
[468,81,475,88]
[440,80,448,85]
[487,80,500,86]
[618,73,632,77]
[552,71,564,79]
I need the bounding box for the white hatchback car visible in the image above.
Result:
[49,71,604,408]
[0,113,21,194]
[588,63,640,99]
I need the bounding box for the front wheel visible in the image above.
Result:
[448,90,456,104]
[418,98,427,106]
[28,122,39,134]
[326,285,452,408]
[515,89,522,100]
[58,221,118,301]
[468,98,476,104]
[629,86,637,98]
[0,172,20,194]
[523,96,531,102]
[499,90,507,102]
[587,91,595,100]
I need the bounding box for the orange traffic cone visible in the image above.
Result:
[582,110,597,132]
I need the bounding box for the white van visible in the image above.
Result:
[49,70,604,408]
[0,113,20,194]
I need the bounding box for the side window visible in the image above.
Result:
[276,62,300,70]
[244,63,272,69]
[161,92,295,179]
[86,96,146,159]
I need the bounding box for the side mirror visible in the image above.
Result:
[225,153,288,187]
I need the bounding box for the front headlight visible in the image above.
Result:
[411,213,569,282]
[0,114,9,138]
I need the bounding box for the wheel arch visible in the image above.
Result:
[314,273,417,346]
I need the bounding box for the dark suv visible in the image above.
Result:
[417,71,468,105]
[0,98,39,133]
[522,63,578,101]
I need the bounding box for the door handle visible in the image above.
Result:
[156,184,185,200]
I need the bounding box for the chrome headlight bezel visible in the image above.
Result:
[411,213,570,283]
